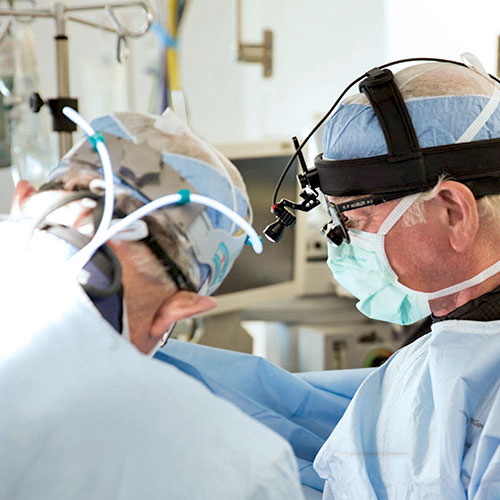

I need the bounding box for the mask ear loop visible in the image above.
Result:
[456,85,500,143]
[66,189,263,276]
[377,194,421,235]
[146,323,176,358]
[371,194,422,280]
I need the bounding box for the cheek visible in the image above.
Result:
[384,222,444,291]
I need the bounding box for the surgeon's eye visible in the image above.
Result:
[344,217,361,229]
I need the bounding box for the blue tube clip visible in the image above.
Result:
[245,235,262,249]
[177,189,191,205]
[89,132,105,152]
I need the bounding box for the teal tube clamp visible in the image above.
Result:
[245,235,262,249]
[89,131,105,152]
[177,189,191,205]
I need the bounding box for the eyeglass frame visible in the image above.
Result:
[324,191,420,246]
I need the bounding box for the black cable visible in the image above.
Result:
[379,57,500,85]
[83,242,123,298]
[30,190,101,233]
[272,56,500,206]
[141,233,197,292]
[272,72,366,205]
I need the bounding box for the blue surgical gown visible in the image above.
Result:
[155,341,372,493]
[314,319,500,499]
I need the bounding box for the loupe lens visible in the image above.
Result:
[325,201,350,245]
[321,221,349,246]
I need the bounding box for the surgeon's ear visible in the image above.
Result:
[435,180,478,253]
[150,290,217,338]
[10,180,36,215]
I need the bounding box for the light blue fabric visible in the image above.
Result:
[161,153,249,234]
[302,485,323,500]
[155,340,373,492]
[314,319,500,499]
[323,96,500,160]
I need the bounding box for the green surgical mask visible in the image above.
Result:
[327,194,500,325]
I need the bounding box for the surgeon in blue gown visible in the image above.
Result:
[157,57,500,500]
[156,341,373,498]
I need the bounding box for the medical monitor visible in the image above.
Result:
[210,140,306,314]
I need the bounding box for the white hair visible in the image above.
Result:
[403,178,500,226]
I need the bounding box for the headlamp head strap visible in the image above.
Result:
[358,68,427,192]
[315,137,500,196]
[359,68,423,163]
[315,66,500,197]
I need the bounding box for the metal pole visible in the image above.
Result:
[0,8,51,17]
[0,1,153,158]
[54,2,73,157]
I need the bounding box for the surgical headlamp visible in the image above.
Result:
[264,57,500,246]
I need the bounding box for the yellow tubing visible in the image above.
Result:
[166,0,180,91]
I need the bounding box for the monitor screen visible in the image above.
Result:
[211,140,305,313]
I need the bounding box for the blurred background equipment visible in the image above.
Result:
[0,0,153,159]
[148,0,186,113]
[0,0,156,213]
[236,0,272,78]
[213,139,305,312]
[0,15,55,188]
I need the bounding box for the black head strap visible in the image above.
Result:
[141,233,196,292]
[112,207,196,292]
[359,68,422,162]
[315,137,500,196]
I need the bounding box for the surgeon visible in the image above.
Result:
[0,109,304,499]
[303,56,500,498]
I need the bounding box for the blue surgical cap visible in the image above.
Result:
[52,110,252,294]
[323,59,500,162]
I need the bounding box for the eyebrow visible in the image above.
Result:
[327,195,360,204]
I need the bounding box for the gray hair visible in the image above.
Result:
[403,179,500,227]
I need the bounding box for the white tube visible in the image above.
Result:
[62,106,115,252]
[191,193,263,253]
[67,191,263,275]
[67,193,182,273]
[62,106,94,136]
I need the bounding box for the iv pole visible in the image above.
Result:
[0,1,153,157]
